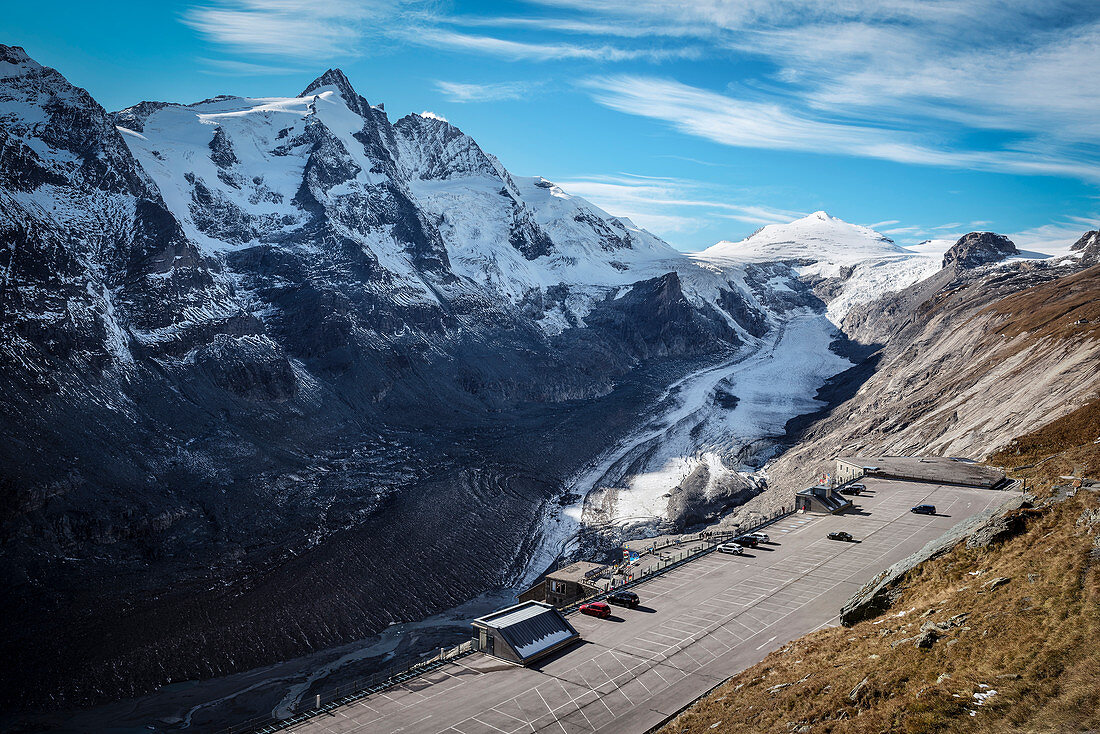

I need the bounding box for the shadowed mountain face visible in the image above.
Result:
[6,42,1094,723]
[0,47,782,710]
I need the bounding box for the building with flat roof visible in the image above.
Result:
[471,601,580,665]
[836,456,1007,489]
[518,561,607,607]
[795,483,853,514]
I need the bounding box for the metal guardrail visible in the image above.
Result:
[561,504,796,614]
[219,640,477,734]
[229,505,796,734]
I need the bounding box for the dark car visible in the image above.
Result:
[732,535,759,547]
[839,486,862,496]
[607,590,639,608]
[579,601,611,618]
[746,531,770,543]
[827,531,854,542]
[911,504,936,515]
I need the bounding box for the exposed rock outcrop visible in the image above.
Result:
[1072,230,1100,267]
[942,231,1018,270]
[840,494,1029,626]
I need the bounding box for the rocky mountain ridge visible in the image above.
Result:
[0,46,800,711]
[941,231,1019,270]
[3,43,1096,725]
[745,232,1100,513]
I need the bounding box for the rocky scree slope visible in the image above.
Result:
[0,47,787,710]
[755,231,1100,500]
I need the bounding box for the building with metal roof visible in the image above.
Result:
[471,601,580,665]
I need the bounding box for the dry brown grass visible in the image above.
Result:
[988,398,1100,493]
[661,406,1100,734]
[978,263,1100,344]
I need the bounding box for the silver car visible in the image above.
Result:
[746,532,770,543]
[716,542,746,555]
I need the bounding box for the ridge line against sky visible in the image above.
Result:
[6,0,1099,251]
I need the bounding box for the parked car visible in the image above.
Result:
[827,531,854,542]
[579,601,611,618]
[716,542,746,555]
[850,483,866,490]
[607,590,640,608]
[732,535,759,547]
[746,532,770,543]
[911,504,936,515]
[839,486,862,496]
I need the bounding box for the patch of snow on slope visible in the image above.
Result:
[696,212,942,323]
[700,211,906,270]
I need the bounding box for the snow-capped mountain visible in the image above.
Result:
[0,48,774,709]
[0,45,242,376]
[697,211,942,323]
[700,210,906,266]
[9,43,1091,721]
[113,70,693,337]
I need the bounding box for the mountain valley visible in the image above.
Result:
[2,43,1099,733]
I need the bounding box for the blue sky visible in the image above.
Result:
[7,0,1100,251]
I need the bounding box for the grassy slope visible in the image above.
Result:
[660,405,1100,734]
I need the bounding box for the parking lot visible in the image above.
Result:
[288,478,1012,734]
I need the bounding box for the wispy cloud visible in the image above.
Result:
[434,80,535,103]
[551,173,803,238]
[473,1,1100,183]
[1008,215,1100,254]
[395,27,701,62]
[582,75,1100,181]
[183,0,401,58]
[197,57,306,75]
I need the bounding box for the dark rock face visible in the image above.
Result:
[0,49,771,714]
[1072,230,1100,266]
[942,231,1018,270]
[578,272,740,359]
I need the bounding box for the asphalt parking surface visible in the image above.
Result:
[288,479,1012,734]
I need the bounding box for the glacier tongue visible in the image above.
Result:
[2,48,988,714]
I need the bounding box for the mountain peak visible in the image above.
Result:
[0,44,32,65]
[700,211,903,265]
[1071,230,1099,252]
[941,231,1018,270]
[0,45,44,80]
[299,68,360,108]
[1071,230,1100,266]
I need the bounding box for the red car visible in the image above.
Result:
[579,601,611,618]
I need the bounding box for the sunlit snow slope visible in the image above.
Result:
[697,211,942,323]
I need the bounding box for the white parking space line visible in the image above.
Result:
[295,485,1019,734]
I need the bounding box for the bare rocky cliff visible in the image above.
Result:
[758,246,1100,501]
[1,47,770,712]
